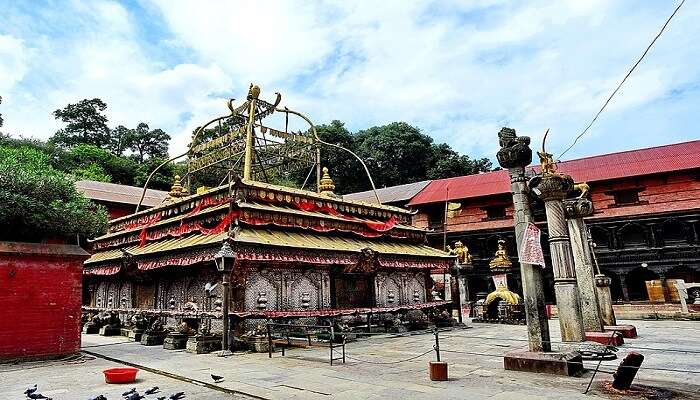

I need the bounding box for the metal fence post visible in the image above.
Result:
[434,329,441,362]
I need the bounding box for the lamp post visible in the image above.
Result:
[214,241,235,356]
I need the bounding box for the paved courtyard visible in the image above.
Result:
[3,319,698,399]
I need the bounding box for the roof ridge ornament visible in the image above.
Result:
[319,167,337,196]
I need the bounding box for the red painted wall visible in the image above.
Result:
[0,243,87,360]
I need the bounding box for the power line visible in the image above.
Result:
[558,0,686,159]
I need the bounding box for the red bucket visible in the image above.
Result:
[103,367,139,384]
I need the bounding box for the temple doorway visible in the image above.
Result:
[332,272,374,309]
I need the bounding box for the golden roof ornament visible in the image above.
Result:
[168,175,187,198]
[489,239,512,271]
[319,167,336,196]
[247,83,260,100]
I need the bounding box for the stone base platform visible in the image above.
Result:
[504,350,584,376]
[585,331,624,346]
[140,331,167,346]
[163,333,189,350]
[186,334,221,354]
[604,325,637,339]
[82,325,101,334]
[128,329,144,342]
[98,326,121,336]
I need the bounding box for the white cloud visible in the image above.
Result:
[0,35,29,93]
[2,0,699,163]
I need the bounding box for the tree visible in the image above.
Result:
[355,122,435,190]
[0,145,109,242]
[0,96,4,129]
[314,120,364,193]
[51,98,111,148]
[426,143,492,179]
[109,125,130,156]
[126,123,170,162]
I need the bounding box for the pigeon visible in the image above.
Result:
[88,396,107,400]
[124,393,145,400]
[211,374,224,383]
[144,387,159,395]
[169,392,186,400]
[24,385,38,396]
[27,393,52,400]
[121,388,137,397]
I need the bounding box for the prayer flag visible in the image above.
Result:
[520,223,545,267]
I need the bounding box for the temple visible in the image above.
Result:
[81,85,454,350]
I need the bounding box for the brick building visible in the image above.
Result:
[403,140,700,303]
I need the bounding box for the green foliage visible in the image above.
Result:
[133,156,177,191]
[51,98,111,148]
[126,123,171,162]
[0,95,4,128]
[0,145,109,242]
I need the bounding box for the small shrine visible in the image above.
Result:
[81,85,456,352]
[473,239,525,324]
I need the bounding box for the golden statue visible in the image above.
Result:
[447,241,472,264]
[489,239,512,269]
[537,129,557,175]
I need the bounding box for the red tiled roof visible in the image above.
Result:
[408,139,700,206]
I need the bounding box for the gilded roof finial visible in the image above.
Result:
[168,175,187,198]
[319,167,336,196]
[247,83,261,100]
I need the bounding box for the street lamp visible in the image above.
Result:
[214,241,235,356]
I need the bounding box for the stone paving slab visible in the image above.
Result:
[3,319,699,399]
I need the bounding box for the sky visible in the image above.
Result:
[1,0,698,163]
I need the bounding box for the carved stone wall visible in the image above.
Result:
[243,268,330,311]
[375,271,427,306]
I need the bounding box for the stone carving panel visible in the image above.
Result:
[244,271,279,311]
[289,275,319,310]
[406,274,426,303]
[376,272,402,307]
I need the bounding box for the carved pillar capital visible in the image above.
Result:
[531,173,574,202]
[496,127,533,169]
[564,198,594,219]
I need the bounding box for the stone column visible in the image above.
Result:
[595,274,617,326]
[450,262,472,324]
[565,198,603,332]
[531,171,585,342]
[619,274,630,303]
[496,128,551,352]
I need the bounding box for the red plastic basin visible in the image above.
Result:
[103,367,139,384]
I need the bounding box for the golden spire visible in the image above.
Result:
[319,167,336,196]
[168,175,187,198]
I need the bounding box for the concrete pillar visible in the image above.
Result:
[531,170,585,342]
[595,274,617,326]
[496,128,551,352]
[565,198,604,332]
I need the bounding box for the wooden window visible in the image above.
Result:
[606,188,647,207]
[484,205,507,220]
